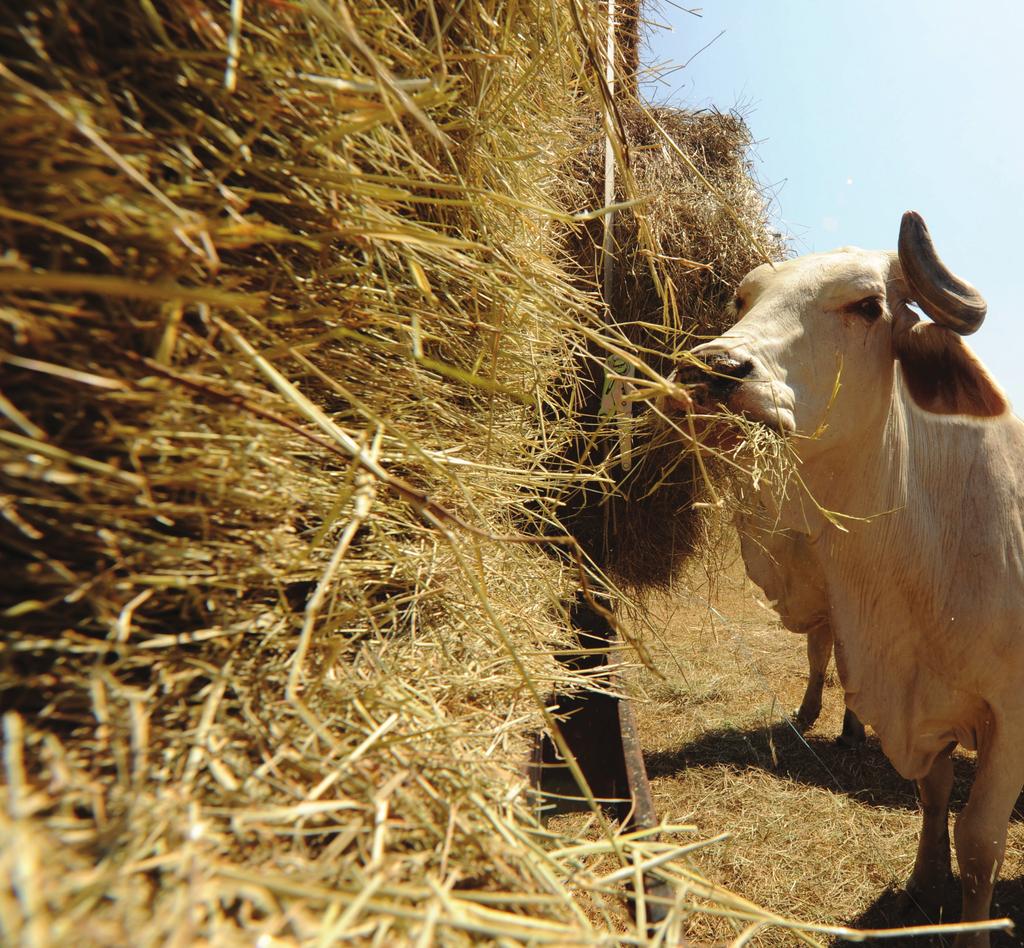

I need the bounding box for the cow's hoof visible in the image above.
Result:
[897,873,954,918]
[792,707,819,731]
[836,730,865,750]
[837,708,866,749]
[894,887,932,919]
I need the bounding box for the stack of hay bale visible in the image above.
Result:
[0,1,781,942]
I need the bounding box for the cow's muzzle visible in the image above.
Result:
[677,353,754,408]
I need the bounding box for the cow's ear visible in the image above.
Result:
[894,319,1007,417]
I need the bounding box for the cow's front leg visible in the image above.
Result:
[795,623,831,729]
[906,746,954,913]
[951,735,1022,948]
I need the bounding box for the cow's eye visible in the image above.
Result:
[848,296,883,321]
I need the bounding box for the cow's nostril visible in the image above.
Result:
[707,355,753,382]
[675,360,711,386]
[676,352,754,394]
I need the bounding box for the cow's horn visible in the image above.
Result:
[897,210,986,335]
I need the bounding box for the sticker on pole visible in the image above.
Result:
[599,354,635,471]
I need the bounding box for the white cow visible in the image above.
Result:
[736,510,865,746]
[686,212,1019,945]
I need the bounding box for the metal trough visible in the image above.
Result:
[529,593,673,925]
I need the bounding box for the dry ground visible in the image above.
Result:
[623,533,1024,946]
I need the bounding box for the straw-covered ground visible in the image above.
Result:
[0,0,817,945]
[624,536,1024,946]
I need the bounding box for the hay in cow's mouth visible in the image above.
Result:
[542,99,787,593]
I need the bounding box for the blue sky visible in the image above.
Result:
[644,0,1024,408]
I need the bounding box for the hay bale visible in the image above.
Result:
[554,103,785,589]
[0,2,607,942]
[1,1,793,944]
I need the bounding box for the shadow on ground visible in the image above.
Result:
[645,720,1024,818]
[648,721,1024,943]
[840,878,1024,946]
